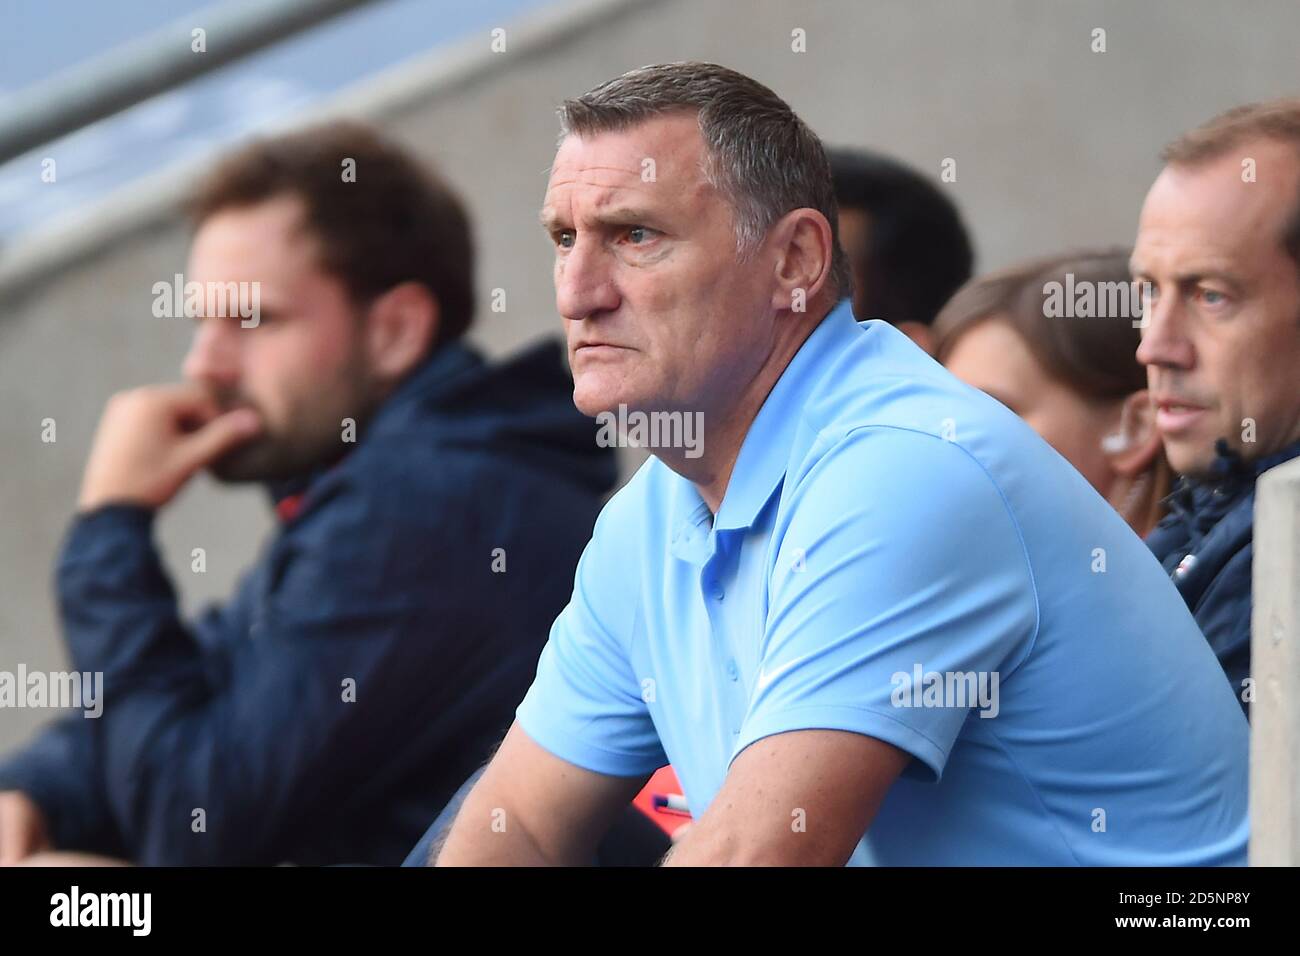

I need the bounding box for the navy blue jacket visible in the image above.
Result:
[1146,436,1300,719]
[0,339,616,864]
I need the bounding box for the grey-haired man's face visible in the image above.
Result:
[540,113,776,420]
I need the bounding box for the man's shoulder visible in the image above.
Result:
[341,406,604,506]
[791,364,1035,507]
[777,342,1113,599]
[795,328,1098,518]
[312,439,487,514]
[284,431,575,556]
[346,339,615,506]
[820,340,1027,444]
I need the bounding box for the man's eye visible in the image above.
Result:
[625,226,653,244]
[1198,287,1227,306]
[556,231,575,249]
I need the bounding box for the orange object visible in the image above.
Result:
[632,766,691,836]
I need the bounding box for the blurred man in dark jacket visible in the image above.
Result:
[0,121,616,865]
[1134,98,1300,717]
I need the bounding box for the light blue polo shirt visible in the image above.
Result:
[517,298,1249,865]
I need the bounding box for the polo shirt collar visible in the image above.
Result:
[667,298,866,543]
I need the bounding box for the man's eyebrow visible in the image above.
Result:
[595,205,663,226]
[1178,271,1243,288]
[1177,269,1242,287]
[538,205,664,232]
[194,303,283,321]
[1130,261,1243,286]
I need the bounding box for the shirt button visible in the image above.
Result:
[712,585,725,601]
[726,659,738,681]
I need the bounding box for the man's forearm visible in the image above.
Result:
[434,790,590,866]
[57,506,196,682]
[434,822,553,866]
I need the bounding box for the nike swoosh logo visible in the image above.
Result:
[755,656,805,692]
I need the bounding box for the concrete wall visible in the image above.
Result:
[1250,455,1300,865]
[4,0,1300,752]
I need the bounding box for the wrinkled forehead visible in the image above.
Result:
[542,114,714,215]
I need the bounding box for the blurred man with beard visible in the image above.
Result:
[0,121,618,865]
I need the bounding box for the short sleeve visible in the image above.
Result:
[735,426,1038,781]
[516,496,667,777]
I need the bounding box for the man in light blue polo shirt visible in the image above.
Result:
[431,62,1248,866]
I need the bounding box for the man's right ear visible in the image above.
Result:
[767,207,834,313]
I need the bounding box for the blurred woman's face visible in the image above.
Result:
[944,317,1119,495]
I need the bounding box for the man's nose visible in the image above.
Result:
[555,236,620,323]
[182,319,241,388]
[1135,291,1195,370]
